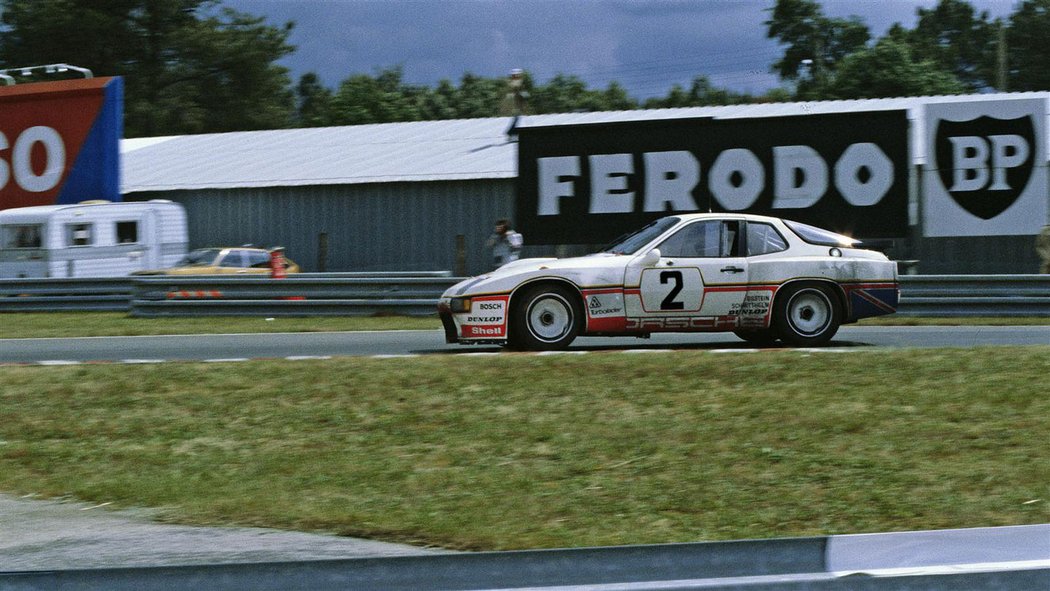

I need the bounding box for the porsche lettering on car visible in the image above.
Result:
[438,213,898,350]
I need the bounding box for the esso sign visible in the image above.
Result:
[0,126,67,193]
[0,76,123,210]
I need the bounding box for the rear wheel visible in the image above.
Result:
[772,283,840,347]
[508,284,581,351]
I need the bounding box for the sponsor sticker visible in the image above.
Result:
[458,296,508,339]
[461,297,507,325]
[462,324,505,338]
[585,292,624,317]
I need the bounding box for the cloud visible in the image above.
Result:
[223,0,1016,99]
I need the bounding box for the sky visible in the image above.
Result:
[221,0,1018,99]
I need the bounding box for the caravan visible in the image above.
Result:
[0,200,188,278]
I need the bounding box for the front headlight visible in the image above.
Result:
[450,297,472,313]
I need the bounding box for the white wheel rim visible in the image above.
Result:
[527,294,573,342]
[787,290,831,336]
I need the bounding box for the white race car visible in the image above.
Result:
[439,213,898,350]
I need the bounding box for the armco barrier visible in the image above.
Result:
[0,277,132,312]
[129,274,461,317]
[2,274,1049,317]
[897,274,1050,317]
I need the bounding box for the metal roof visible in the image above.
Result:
[121,92,1050,194]
[514,92,1050,127]
[121,118,520,193]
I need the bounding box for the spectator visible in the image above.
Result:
[1037,224,1050,273]
[486,218,523,269]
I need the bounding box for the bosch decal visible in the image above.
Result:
[924,99,1048,237]
[0,77,123,211]
[517,112,909,244]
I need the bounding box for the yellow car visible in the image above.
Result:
[137,247,300,275]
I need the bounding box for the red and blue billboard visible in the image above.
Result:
[0,76,123,211]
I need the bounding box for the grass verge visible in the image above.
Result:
[2,347,1047,550]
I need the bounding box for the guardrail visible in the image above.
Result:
[2,525,1046,591]
[0,272,457,316]
[897,274,1050,316]
[0,277,133,312]
[1,274,1049,317]
[129,273,458,317]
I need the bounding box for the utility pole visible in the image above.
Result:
[997,19,1008,92]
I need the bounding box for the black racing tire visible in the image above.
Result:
[733,328,779,347]
[772,283,841,347]
[507,284,582,351]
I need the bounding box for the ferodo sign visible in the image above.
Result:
[923,98,1048,237]
[516,112,909,245]
[0,77,123,211]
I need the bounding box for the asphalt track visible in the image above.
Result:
[0,325,1048,364]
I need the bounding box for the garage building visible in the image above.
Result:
[121,94,1050,276]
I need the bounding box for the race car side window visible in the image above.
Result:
[658,221,722,258]
[746,222,788,256]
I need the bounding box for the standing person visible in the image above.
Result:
[487,218,523,269]
[1037,223,1050,273]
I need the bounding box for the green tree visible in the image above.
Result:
[0,0,296,136]
[328,66,430,124]
[1006,0,1050,91]
[906,0,997,91]
[421,79,459,120]
[602,81,638,111]
[823,37,965,99]
[452,72,504,118]
[766,0,870,92]
[296,72,334,127]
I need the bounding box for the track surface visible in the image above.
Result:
[1,326,1048,364]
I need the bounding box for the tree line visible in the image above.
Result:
[2,0,1048,138]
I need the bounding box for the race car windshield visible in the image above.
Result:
[601,217,680,255]
[783,220,861,247]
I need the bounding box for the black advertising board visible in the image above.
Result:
[516,111,910,245]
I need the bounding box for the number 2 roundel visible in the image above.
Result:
[639,267,703,312]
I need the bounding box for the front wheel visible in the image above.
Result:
[508,284,581,351]
[772,283,840,347]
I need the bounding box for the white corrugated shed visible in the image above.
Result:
[121,93,1050,194]
[121,117,520,193]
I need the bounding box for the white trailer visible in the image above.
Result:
[0,200,188,278]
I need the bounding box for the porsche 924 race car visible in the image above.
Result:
[438,213,899,350]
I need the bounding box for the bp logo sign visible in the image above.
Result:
[924,99,1048,236]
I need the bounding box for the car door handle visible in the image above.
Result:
[720,266,745,273]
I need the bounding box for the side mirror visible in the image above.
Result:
[635,249,661,267]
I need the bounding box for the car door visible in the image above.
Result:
[627,219,748,326]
